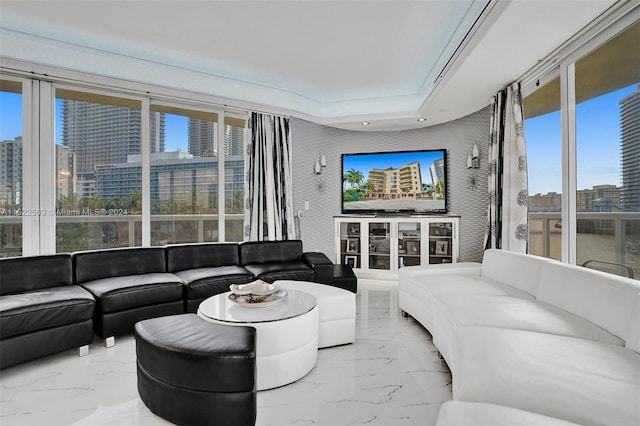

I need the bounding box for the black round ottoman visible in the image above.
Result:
[134,314,256,426]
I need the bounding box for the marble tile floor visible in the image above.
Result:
[0,281,452,426]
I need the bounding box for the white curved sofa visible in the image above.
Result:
[399,248,640,426]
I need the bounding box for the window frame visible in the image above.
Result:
[520,2,639,264]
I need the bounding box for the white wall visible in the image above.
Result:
[290,106,490,263]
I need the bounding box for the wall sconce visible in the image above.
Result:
[314,152,327,174]
[466,142,480,169]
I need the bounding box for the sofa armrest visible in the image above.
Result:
[302,252,334,284]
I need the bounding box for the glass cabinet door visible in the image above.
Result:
[398,221,421,268]
[429,222,453,264]
[340,222,361,269]
[368,222,391,270]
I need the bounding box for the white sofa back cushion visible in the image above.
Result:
[627,293,640,352]
[480,249,553,296]
[537,262,640,344]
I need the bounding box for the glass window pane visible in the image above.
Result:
[575,23,639,279]
[150,109,218,244]
[0,82,23,257]
[224,123,245,242]
[575,83,639,279]
[524,77,562,261]
[55,91,143,251]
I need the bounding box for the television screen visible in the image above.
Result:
[341,149,447,214]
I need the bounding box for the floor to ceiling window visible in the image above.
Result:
[223,118,246,242]
[54,89,143,252]
[523,19,639,279]
[0,80,23,257]
[524,77,562,260]
[574,23,639,278]
[149,105,220,245]
[0,78,247,256]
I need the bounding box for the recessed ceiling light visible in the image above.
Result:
[417,118,426,122]
[361,122,370,126]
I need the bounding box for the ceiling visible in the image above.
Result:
[0,0,619,131]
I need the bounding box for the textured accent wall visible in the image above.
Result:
[291,106,490,264]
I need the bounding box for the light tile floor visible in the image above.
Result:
[0,281,452,426]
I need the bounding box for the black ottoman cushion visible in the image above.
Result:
[135,314,256,426]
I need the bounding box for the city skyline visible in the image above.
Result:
[1,83,638,200]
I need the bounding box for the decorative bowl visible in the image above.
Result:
[229,280,279,298]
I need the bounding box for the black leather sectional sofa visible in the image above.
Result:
[0,240,356,369]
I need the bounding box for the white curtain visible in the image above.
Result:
[244,112,296,241]
[484,82,529,252]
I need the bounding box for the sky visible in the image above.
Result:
[1,84,637,196]
[525,83,637,195]
[343,150,444,185]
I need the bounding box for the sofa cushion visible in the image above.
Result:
[166,243,240,272]
[452,327,640,426]
[175,266,255,299]
[80,273,184,313]
[430,293,624,367]
[0,285,95,339]
[436,401,583,426]
[628,293,640,352]
[0,254,73,295]
[74,247,167,284]
[402,273,534,331]
[480,249,554,296]
[239,240,303,265]
[537,262,640,343]
[243,261,314,283]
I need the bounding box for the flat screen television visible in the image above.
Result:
[341,149,447,215]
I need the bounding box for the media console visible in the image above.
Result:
[334,215,460,279]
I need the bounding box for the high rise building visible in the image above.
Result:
[620,84,640,211]
[0,137,22,206]
[224,125,244,156]
[55,145,74,199]
[188,119,217,157]
[188,119,244,158]
[430,158,445,185]
[60,100,165,196]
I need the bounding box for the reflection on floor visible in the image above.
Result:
[0,280,452,426]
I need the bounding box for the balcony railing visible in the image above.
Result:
[0,214,245,257]
[529,211,640,279]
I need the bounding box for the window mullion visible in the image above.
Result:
[560,62,577,265]
[141,98,151,247]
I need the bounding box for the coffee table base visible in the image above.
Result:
[200,305,319,390]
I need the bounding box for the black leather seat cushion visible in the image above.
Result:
[135,314,256,392]
[243,261,314,283]
[0,286,95,339]
[174,266,255,299]
[80,273,184,313]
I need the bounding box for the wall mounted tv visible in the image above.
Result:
[341,149,447,215]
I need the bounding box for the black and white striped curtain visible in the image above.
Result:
[484,82,529,252]
[244,112,296,241]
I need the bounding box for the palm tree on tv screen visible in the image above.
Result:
[343,168,364,189]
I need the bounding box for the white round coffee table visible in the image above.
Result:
[197,289,318,390]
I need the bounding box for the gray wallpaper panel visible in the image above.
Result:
[290,106,490,264]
